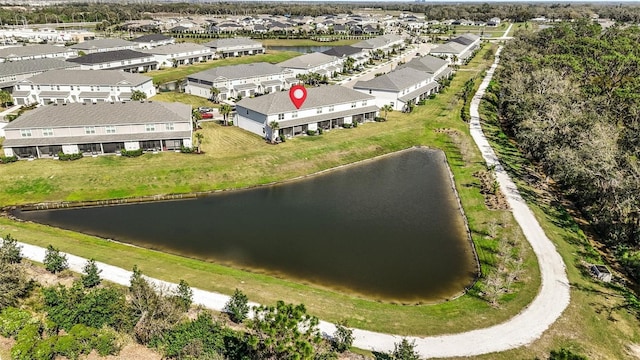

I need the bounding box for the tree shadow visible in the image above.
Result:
[372,351,392,360]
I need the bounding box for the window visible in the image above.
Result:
[328,105,334,112]
[291,111,298,118]
[96,86,100,91]
[165,123,174,131]
[56,86,60,90]
[70,86,74,90]
[351,102,356,108]
[105,126,116,134]
[90,86,94,91]
[145,124,156,132]
[36,85,40,90]
[84,126,96,135]
[278,113,284,120]
[42,128,54,137]
[362,100,368,106]
[20,129,32,137]
[316,107,323,114]
[369,89,372,94]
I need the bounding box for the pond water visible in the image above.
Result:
[15,148,477,302]
[268,45,333,53]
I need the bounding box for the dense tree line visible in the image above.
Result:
[4,2,640,27]
[490,20,640,280]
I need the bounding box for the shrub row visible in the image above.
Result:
[57,152,83,161]
[0,155,17,164]
[120,149,143,157]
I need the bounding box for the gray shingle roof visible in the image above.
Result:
[19,70,152,86]
[278,52,339,70]
[399,55,448,74]
[139,43,209,55]
[451,33,480,46]
[131,34,173,43]
[429,42,467,55]
[236,85,375,114]
[188,62,286,82]
[352,34,404,50]
[67,50,151,65]
[322,45,362,58]
[70,39,139,51]
[353,67,428,91]
[0,44,75,59]
[0,58,78,77]
[5,101,191,129]
[202,38,262,49]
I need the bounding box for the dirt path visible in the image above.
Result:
[10,46,570,359]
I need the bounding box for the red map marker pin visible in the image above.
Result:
[289,85,307,109]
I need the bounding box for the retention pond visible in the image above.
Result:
[14,148,477,303]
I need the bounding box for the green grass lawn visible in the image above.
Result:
[452,24,509,38]
[0,45,544,337]
[148,51,300,85]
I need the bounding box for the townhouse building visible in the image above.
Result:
[66,49,158,72]
[0,58,79,92]
[429,33,481,64]
[0,44,77,63]
[185,62,293,101]
[353,67,437,111]
[12,70,156,105]
[202,38,265,58]
[278,52,342,77]
[139,43,212,69]
[3,101,192,159]
[236,85,377,141]
[131,34,175,49]
[70,38,140,54]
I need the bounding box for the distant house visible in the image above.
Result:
[185,62,292,101]
[202,38,264,58]
[131,34,175,49]
[12,70,156,105]
[139,43,212,69]
[487,18,501,27]
[0,44,77,63]
[353,67,437,111]
[70,39,140,54]
[278,52,342,77]
[0,58,79,92]
[235,85,378,141]
[66,49,158,72]
[429,33,481,64]
[2,101,192,159]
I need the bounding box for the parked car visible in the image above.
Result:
[198,107,213,113]
[201,112,213,119]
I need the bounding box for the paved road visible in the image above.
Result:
[7,45,570,358]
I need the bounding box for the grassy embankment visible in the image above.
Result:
[147,50,300,85]
[444,97,640,360]
[0,45,542,338]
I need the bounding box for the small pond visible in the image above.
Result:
[14,148,477,302]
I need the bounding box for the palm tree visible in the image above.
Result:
[381,104,393,121]
[209,86,220,103]
[268,120,279,144]
[195,132,204,153]
[220,104,232,126]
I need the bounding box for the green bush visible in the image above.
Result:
[120,149,144,157]
[342,123,352,129]
[11,322,42,360]
[43,245,68,273]
[93,328,119,356]
[0,155,18,164]
[5,114,18,122]
[224,289,249,324]
[318,128,324,135]
[57,152,83,161]
[374,116,386,122]
[180,146,195,153]
[306,129,317,136]
[0,307,33,337]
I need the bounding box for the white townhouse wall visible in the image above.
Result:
[0,44,78,63]
[140,43,212,69]
[2,101,192,159]
[277,52,343,77]
[12,70,156,105]
[353,67,436,111]
[202,38,265,58]
[70,39,141,54]
[66,50,158,72]
[185,62,293,101]
[0,58,79,92]
[131,34,176,49]
[236,85,378,141]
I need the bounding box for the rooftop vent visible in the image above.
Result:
[62,103,67,106]
[82,102,87,105]
[53,103,58,106]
